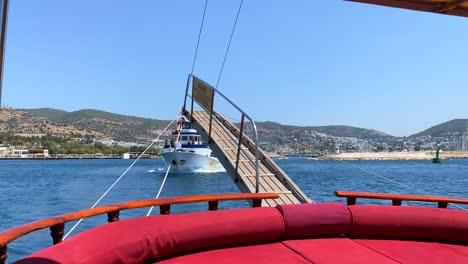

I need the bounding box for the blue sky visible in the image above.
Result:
[3,1,468,136]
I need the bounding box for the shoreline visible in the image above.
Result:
[0,156,158,160]
[314,151,468,161]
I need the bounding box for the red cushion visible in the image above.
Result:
[348,205,468,243]
[355,239,468,264]
[276,202,351,239]
[444,244,468,256]
[283,238,398,263]
[16,207,284,264]
[156,242,311,264]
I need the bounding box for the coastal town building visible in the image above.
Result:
[0,147,49,158]
[28,149,50,157]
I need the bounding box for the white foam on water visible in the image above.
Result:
[191,168,226,174]
[148,167,165,173]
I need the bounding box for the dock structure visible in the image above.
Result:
[183,75,311,206]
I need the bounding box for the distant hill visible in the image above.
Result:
[306,125,390,139]
[410,119,468,138]
[10,107,466,145]
[0,108,108,139]
[255,121,391,139]
[19,108,171,142]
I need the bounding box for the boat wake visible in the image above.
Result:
[190,168,226,174]
[147,167,166,173]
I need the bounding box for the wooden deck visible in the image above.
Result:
[188,110,311,206]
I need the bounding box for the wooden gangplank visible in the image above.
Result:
[188,110,312,207]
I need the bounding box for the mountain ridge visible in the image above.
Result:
[0,108,465,144]
[255,121,391,139]
[12,108,170,142]
[410,119,468,138]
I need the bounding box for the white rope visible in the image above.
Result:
[145,125,183,216]
[146,164,171,216]
[63,118,178,239]
[225,116,467,211]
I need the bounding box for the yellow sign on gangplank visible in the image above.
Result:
[192,77,214,113]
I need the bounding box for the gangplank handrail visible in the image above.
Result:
[0,193,278,263]
[334,190,468,208]
[183,74,260,192]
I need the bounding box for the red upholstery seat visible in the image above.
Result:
[348,205,468,243]
[355,239,468,264]
[15,207,284,264]
[283,238,398,264]
[276,202,351,239]
[155,242,311,264]
[15,203,468,264]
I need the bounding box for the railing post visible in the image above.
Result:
[347,197,356,205]
[50,223,64,245]
[183,74,191,113]
[235,114,245,179]
[392,200,402,206]
[207,92,215,142]
[252,122,260,193]
[252,199,262,207]
[438,202,448,208]
[190,94,194,124]
[0,245,7,264]
[107,210,120,222]
[160,204,171,215]
[208,201,218,211]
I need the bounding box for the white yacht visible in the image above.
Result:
[160,118,225,173]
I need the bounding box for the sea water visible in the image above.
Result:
[1,158,467,262]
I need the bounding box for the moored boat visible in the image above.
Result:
[160,117,225,173]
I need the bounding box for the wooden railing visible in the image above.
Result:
[334,190,468,208]
[0,193,278,264]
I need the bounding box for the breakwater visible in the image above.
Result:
[315,151,468,161]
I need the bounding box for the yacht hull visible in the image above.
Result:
[160,151,225,173]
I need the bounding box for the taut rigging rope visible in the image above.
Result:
[190,0,209,75]
[145,164,171,216]
[146,126,183,216]
[215,0,244,89]
[63,117,178,239]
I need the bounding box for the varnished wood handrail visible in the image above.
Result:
[334,190,468,207]
[0,193,278,247]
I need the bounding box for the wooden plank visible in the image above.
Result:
[230,159,251,163]
[238,162,256,177]
[244,175,282,206]
[255,175,291,205]
[278,194,295,204]
[224,147,249,150]
[255,173,299,205]
[262,176,295,204]
[244,176,275,206]
[267,176,289,192]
